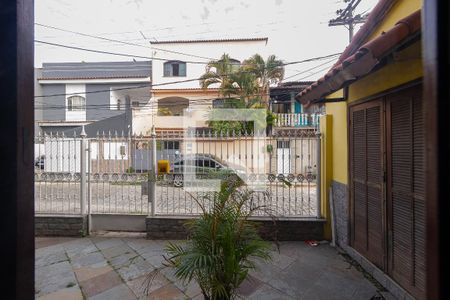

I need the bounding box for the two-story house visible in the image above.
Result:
[131,37,269,135]
[36,61,151,137]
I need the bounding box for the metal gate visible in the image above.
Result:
[35,129,321,218]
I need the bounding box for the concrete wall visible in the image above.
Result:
[91,214,146,232]
[146,216,325,241]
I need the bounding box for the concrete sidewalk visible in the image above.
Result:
[35,235,389,299]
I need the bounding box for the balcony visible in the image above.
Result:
[275,113,321,128]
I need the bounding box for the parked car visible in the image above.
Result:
[169,154,244,187]
[35,155,45,170]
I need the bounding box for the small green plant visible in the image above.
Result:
[161,178,273,300]
[126,166,135,174]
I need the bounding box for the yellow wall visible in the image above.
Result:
[320,115,333,239]
[365,0,422,43]
[318,0,423,241]
[323,0,422,184]
[348,42,422,102]
[324,102,348,184]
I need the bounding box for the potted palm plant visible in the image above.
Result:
[162,178,273,299]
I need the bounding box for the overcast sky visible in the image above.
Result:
[35,0,377,81]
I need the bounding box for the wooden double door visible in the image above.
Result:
[349,83,425,299]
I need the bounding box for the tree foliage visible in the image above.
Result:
[200,53,284,134]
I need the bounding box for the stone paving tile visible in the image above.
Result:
[36,237,78,250]
[35,261,78,298]
[173,278,202,299]
[246,283,293,300]
[236,274,263,298]
[74,264,113,282]
[116,256,155,281]
[35,249,68,268]
[109,251,140,269]
[35,285,83,300]
[267,258,325,298]
[303,271,364,300]
[91,237,125,250]
[101,243,135,259]
[125,238,158,252]
[79,270,123,298]
[89,283,137,300]
[141,251,165,268]
[146,283,187,300]
[267,250,296,270]
[71,251,107,269]
[35,237,392,300]
[64,239,98,259]
[249,257,283,283]
[126,272,170,298]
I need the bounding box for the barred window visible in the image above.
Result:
[67,95,86,111]
[163,61,186,77]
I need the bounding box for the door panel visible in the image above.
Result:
[350,100,384,269]
[386,84,425,299]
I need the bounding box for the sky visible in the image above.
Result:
[35,0,378,81]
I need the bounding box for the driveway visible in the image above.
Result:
[35,235,390,299]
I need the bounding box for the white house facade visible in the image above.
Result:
[133,38,269,134]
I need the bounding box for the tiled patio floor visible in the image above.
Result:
[35,234,390,299]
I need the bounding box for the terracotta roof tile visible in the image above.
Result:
[298,9,421,105]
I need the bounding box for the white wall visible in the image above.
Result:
[65,84,86,121]
[151,40,269,89]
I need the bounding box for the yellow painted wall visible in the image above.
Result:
[318,0,423,241]
[324,0,422,183]
[320,115,333,239]
[325,102,348,184]
[348,42,422,102]
[365,0,422,43]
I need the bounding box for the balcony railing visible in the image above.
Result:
[275,113,321,127]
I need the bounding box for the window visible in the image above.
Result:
[229,59,241,71]
[132,101,140,107]
[163,141,180,150]
[164,61,186,77]
[217,58,240,72]
[67,95,86,111]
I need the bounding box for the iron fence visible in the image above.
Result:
[35,128,321,218]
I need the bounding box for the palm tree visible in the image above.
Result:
[162,178,273,300]
[242,54,285,105]
[200,54,238,98]
[227,71,259,103]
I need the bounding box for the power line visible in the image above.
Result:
[34,40,210,64]
[34,53,341,99]
[283,57,337,80]
[329,0,368,43]
[35,38,341,67]
[34,89,301,111]
[35,23,215,61]
[294,65,336,81]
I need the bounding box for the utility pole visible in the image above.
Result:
[329,0,368,43]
